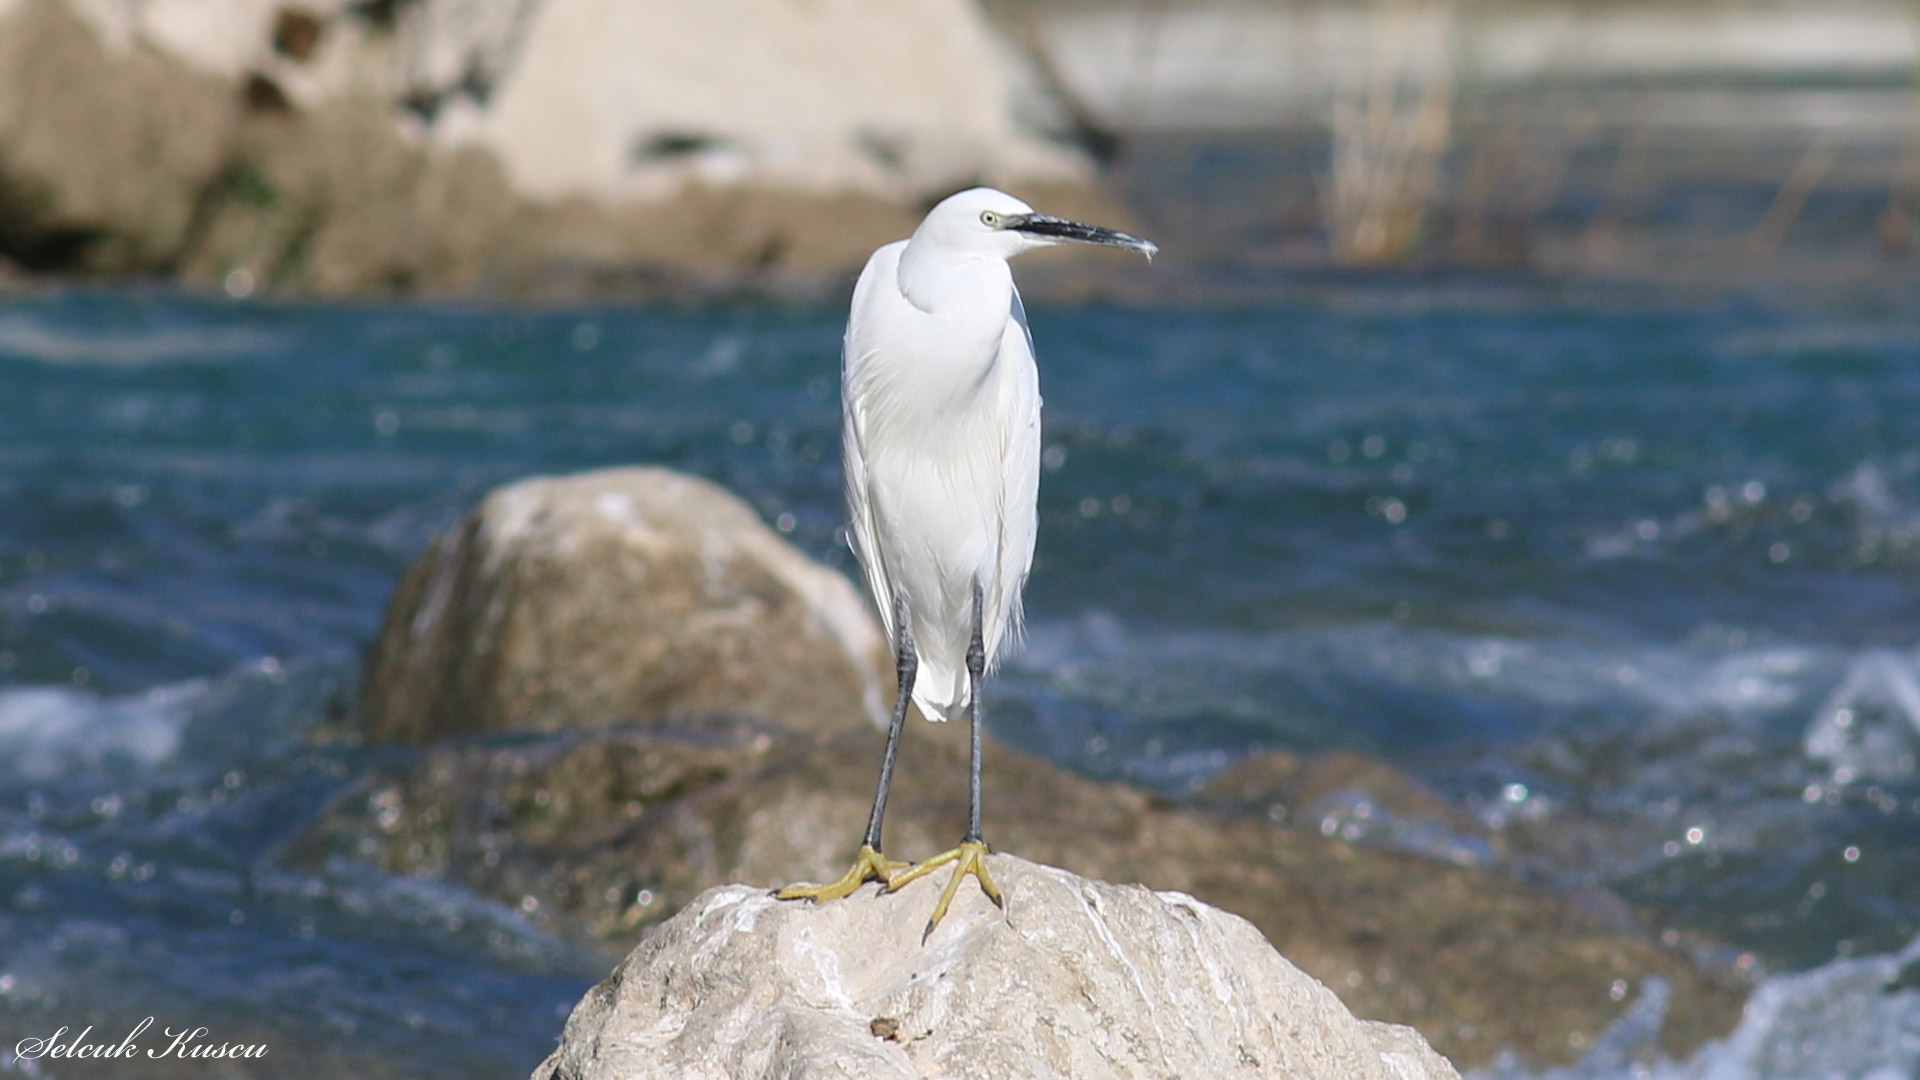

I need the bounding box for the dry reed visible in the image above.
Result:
[1326,0,1456,265]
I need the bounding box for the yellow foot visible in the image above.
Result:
[885,839,1002,942]
[775,845,909,903]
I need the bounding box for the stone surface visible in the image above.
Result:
[303,714,1750,1068]
[530,856,1462,1080]
[358,467,891,743]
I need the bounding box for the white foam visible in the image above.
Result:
[1804,650,1920,783]
[1475,935,1920,1080]
[0,315,278,368]
[0,682,201,782]
[1009,613,1840,738]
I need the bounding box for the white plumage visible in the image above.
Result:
[842,218,1041,720]
[843,187,1154,722]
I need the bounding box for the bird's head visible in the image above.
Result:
[913,187,1157,262]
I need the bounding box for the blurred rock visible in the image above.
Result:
[358,467,891,743]
[0,0,526,291]
[0,0,238,274]
[531,857,1461,1080]
[1201,749,1507,866]
[0,0,1111,295]
[302,714,1749,1068]
[401,0,1086,203]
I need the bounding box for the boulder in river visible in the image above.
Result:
[358,467,891,743]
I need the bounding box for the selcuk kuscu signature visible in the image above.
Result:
[15,1017,268,1061]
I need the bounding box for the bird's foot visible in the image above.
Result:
[885,839,1002,941]
[774,844,909,903]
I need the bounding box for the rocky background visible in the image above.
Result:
[5,0,1917,297]
[0,0,1114,297]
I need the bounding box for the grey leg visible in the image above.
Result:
[881,584,1002,936]
[863,593,916,851]
[964,584,985,844]
[774,594,915,902]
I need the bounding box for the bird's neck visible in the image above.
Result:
[897,244,1012,318]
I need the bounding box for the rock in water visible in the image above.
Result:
[533,856,1461,1080]
[361,467,890,743]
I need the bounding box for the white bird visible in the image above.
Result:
[777,187,1155,937]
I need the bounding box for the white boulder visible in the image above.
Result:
[533,855,1461,1080]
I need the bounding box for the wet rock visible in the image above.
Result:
[1201,749,1508,866]
[358,467,891,743]
[303,717,1749,1068]
[532,856,1461,1080]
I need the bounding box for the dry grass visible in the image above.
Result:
[1745,132,1837,260]
[1326,0,1457,265]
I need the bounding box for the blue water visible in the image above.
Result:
[2,286,1919,1076]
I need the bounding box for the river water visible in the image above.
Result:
[1,283,1918,1076]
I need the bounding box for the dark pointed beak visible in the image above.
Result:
[1007,214,1157,259]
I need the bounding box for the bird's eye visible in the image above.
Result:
[980,210,1001,228]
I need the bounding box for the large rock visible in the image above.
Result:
[532,857,1461,1080]
[299,715,1749,1068]
[359,467,891,743]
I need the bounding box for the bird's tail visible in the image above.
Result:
[909,661,971,722]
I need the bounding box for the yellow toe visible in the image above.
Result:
[886,840,1000,941]
[775,845,908,903]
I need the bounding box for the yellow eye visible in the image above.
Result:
[980,210,1001,227]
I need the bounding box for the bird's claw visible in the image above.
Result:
[886,840,1001,941]
[775,844,910,903]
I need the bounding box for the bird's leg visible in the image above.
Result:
[887,585,1002,941]
[776,595,915,903]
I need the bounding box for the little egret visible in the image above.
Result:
[776,187,1155,938]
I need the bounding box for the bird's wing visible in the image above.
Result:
[841,244,901,647]
[843,389,896,646]
[989,282,1043,666]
